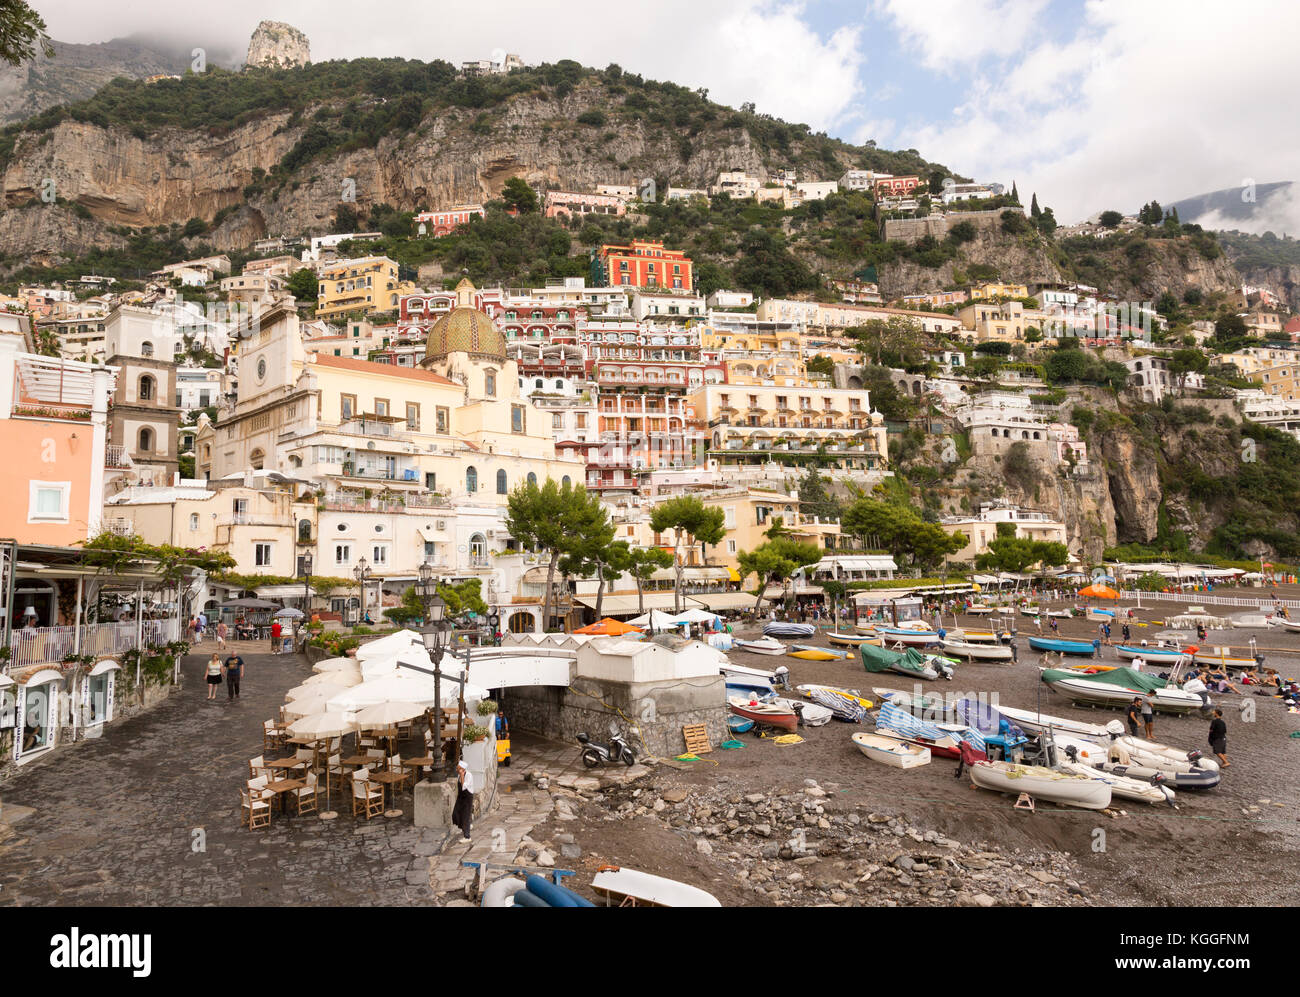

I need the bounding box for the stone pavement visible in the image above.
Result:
[0,651,439,906]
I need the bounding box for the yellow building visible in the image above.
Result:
[1251,363,1300,401]
[969,282,1029,301]
[315,257,412,320]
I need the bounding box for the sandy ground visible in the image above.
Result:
[530,591,1300,907]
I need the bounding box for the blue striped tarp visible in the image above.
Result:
[876,702,986,751]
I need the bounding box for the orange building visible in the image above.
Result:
[593,240,693,291]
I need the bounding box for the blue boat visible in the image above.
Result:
[727,715,755,734]
[726,680,776,700]
[1027,636,1100,657]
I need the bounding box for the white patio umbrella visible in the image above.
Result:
[354,700,425,728]
[354,629,424,661]
[312,656,356,673]
[628,609,683,631]
[283,690,336,718]
[287,672,361,700]
[287,710,359,812]
[673,608,721,624]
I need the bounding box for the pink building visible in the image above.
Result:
[415,205,485,238]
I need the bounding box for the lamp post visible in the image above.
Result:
[298,552,313,651]
[353,556,372,626]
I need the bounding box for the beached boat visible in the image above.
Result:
[941,637,1014,661]
[788,646,846,661]
[1094,759,1220,791]
[763,622,816,639]
[796,683,874,710]
[997,707,1216,774]
[947,628,1004,643]
[725,679,776,700]
[876,625,943,646]
[1021,606,1071,618]
[1056,757,1173,805]
[727,715,755,734]
[1027,636,1099,656]
[855,623,881,635]
[871,707,987,761]
[965,604,995,615]
[1276,618,1300,634]
[590,866,722,907]
[969,760,1112,809]
[827,631,879,647]
[728,696,798,731]
[775,697,833,727]
[851,732,931,768]
[734,637,786,655]
[719,661,785,685]
[871,686,957,722]
[1039,667,1208,714]
[860,643,947,680]
[1115,644,1186,662]
[1191,647,1258,667]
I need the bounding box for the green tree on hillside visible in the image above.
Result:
[501,177,538,214]
[0,1,51,66]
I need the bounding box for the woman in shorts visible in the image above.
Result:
[205,652,223,701]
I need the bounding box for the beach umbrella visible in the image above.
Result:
[354,700,425,728]
[1079,582,1120,599]
[283,690,336,718]
[274,607,305,619]
[304,669,362,687]
[574,617,642,635]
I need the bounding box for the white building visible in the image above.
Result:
[839,170,892,192]
[796,181,838,201]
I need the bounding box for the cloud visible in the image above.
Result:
[873,0,1049,72]
[906,0,1300,225]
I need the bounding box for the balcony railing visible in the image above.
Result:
[5,618,181,670]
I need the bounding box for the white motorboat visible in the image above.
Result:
[734,637,786,655]
[1056,757,1174,805]
[851,731,931,768]
[590,866,722,907]
[941,637,1013,661]
[969,760,1112,809]
[876,626,942,647]
[1275,618,1300,634]
[1040,672,1208,715]
[998,707,1217,774]
[947,628,1005,643]
[1191,647,1257,667]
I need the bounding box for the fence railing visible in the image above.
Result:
[5,617,183,670]
[1117,590,1300,610]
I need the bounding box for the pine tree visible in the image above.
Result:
[1010,181,1020,204]
[1030,193,1041,218]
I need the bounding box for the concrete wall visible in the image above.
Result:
[504,673,729,759]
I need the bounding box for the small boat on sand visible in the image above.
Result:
[969,760,1112,809]
[851,732,931,768]
[734,637,786,655]
[1027,636,1099,656]
[728,696,797,731]
[788,644,847,661]
[827,631,879,647]
[941,638,1013,661]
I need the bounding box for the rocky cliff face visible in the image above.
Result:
[876,228,1064,300]
[245,22,310,70]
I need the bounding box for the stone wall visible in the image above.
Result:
[505,674,730,759]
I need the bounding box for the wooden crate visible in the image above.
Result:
[682,724,712,755]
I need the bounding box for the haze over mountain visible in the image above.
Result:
[1166,181,1298,238]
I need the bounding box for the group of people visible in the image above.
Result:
[204,652,245,701]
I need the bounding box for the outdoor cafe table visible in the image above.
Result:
[264,777,305,814]
[265,757,308,775]
[285,735,325,747]
[400,756,439,783]
[367,769,408,808]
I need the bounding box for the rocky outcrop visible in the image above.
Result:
[875,227,1064,300]
[245,21,310,70]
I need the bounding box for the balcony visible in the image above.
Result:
[105,444,134,469]
[5,618,181,670]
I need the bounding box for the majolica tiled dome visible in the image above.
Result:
[423,278,507,363]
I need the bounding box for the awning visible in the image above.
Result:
[649,566,730,581]
[574,593,705,615]
[252,585,308,599]
[694,592,762,612]
[696,587,764,613]
[417,525,440,542]
[727,567,741,582]
[522,566,552,584]
[21,668,64,687]
[814,555,899,573]
[88,660,122,676]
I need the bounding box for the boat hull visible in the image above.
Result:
[970,761,1112,809]
[734,638,786,655]
[1028,636,1097,656]
[728,696,797,731]
[941,638,1013,661]
[827,632,878,647]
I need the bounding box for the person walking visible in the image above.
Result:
[205,653,223,701]
[270,619,282,655]
[1140,692,1155,739]
[1207,709,1229,768]
[1124,697,1142,737]
[223,651,245,701]
[452,758,475,842]
[1121,623,1131,643]
[216,620,228,650]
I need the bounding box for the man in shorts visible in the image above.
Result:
[224,652,245,701]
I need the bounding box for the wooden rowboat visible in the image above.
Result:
[728,696,798,731]
[851,732,931,768]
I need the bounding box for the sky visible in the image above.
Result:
[33,0,1300,229]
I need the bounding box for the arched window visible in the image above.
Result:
[250,448,264,470]
[466,466,477,492]
[138,427,154,452]
[534,379,543,389]
[527,472,537,486]
[139,374,154,401]
[298,519,312,542]
[562,475,571,488]
[496,469,507,494]
[141,341,154,357]
[485,370,496,396]
[470,533,487,562]
[555,379,564,390]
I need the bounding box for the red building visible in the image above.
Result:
[873,175,920,197]
[594,240,693,291]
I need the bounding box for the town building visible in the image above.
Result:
[940,502,1070,563]
[592,240,694,291]
[543,190,627,220]
[414,204,485,237]
[315,257,409,320]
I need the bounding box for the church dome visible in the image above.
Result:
[422,277,507,364]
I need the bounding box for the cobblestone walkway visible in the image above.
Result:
[0,651,438,906]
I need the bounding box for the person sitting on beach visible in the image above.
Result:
[1205,668,1239,694]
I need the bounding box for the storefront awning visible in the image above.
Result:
[89,660,123,676]
[21,668,64,687]
[574,593,705,615]
[694,592,762,612]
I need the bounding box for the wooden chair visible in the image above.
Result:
[352,768,385,820]
[240,787,272,830]
[326,753,347,796]
[294,773,319,816]
[263,722,280,754]
[363,748,386,770]
[249,755,267,780]
[294,748,316,774]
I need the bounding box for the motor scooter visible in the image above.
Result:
[576,729,636,767]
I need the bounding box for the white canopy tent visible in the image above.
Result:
[627,609,683,631]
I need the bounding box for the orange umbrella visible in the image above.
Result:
[1079,582,1120,599]
[574,617,642,635]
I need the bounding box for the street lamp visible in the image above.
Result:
[417,583,456,779]
[353,556,372,625]
[298,552,313,650]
